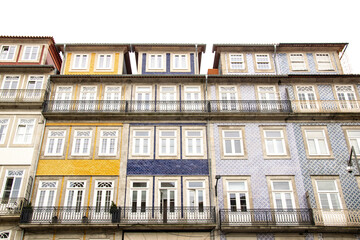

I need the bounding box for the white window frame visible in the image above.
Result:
[148,54,164,70]
[159,181,177,210]
[14,119,35,144]
[270,180,296,209]
[229,54,245,70]
[72,54,89,70]
[159,130,177,156]
[1,75,20,89]
[226,180,249,212]
[45,130,66,156]
[255,54,271,70]
[64,181,86,208]
[315,53,334,71]
[0,119,9,144]
[346,129,360,155]
[173,54,187,69]
[0,45,16,60]
[132,130,151,156]
[315,180,342,210]
[130,181,149,212]
[22,46,40,60]
[35,181,58,207]
[97,54,112,69]
[304,129,330,156]
[99,130,118,156]
[263,129,287,155]
[71,130,92,156]
[222,130,244,156]
[93,181,114,210]
[1,170,24,201]
[185,130,204,156]
[289,53,307,71]
[187,181,206,208]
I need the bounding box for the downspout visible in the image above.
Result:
[274,44,278,75]
[339,44,348,60]
[61,44,66,75]
[195,44,198,74]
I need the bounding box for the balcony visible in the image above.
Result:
[43,100,292,114]
[0,89,46,103]
[0,198,27,217]
[220,209,313,231]
[20,206,216,228]
[292,100,360,113]
[312,209,360,226]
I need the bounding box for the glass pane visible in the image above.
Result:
[161,182,175,188]
[234,140,242,154]
[265,131,281,138]
[318,139,328,154]
[133,182,147,188]
[275,193,283,208]
[230,193,236,211]
[228,182,245,191]
[224,131,240,138]
[317,181,337,191]
[319,194,330,209]
[273,181,290,190]
[225,140,232,153]
[188,182,203,188]
[330,193,341,209]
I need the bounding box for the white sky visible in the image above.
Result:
[2,0,359,74]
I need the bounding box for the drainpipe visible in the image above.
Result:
[61,44,66,75]
[195,44,198,74]
[339,44,348,61]
[274,44,278,75]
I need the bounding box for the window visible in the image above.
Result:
[54,86,73,111]
[65,181,85,212]
[255,54,271,70]
[263,129,287,155]
[45,130,66,156]
[159,181,177,212]
[296,85,318,110]
[99,130,118,156]
[184,86,201,111]
[103,86,122,111]
[159,86,177,111]
[132,130,150,155]
[71,130,92,156]
[335,85,358,110]
[35,181,58,207]
[94,181,113,212]
[14,119,35,144]
[1,76,19,89]
[229,54,245,69]
[315,53,334,71]
[346,130,360,154]
[0,231,10,239]
[149,54,163,69]
[0,119,9,144]
[135,86,152,111]
[173,54,187,69]
[72,54,88,69]
[187,181,205,211]
[79,86,97,111]
[22,46,39,60]
[303,128,330,156]
[0,45,16,60]
[219,86,238,111]
[270,180,295,209]
[185,130,203,156]
[315,180,341,210]
[159,130,176,156]
[97,54,112,69]
[227,181,248,212]
[26,76,44,99]
[131,181,148,212]
[222,130,244,156]
[289,53,307,71]
[1,170,24,202]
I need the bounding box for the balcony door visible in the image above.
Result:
[271,180,297,224]
[187,181,206,222]
[159,86,176,111]
[335,85,358,110]
[159,182,177,222]
[64,181,86,222]
[135,86,152,111]
[103,86,121,111]
[54,86,72,111]
[184,86,201,111]
[1,170,23,205]
[26,76,43,100]
[1,76,19,99]
[226,181,250,224]
[220,86,238,111]
[92,181,113,221]
[257,86,279,111]
[296,86,318,111]
[79,86,97,111]
[34,181,58,222]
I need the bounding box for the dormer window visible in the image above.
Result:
[229,54,245,69]
[0,46,16,60]
[255,54,271,70]
[149,54,163,69]
[173,54,187,69]
[97,54,112,69]
[22,46,39,60]
[73,54,88,69]
[289,53,307,71]
[315,53,334,71]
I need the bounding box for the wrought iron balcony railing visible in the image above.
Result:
[43,100,292,113]
[122,206,216,224]
[292,100,360,113]
[312,209,360,226]
[0,89,46,102]
[0,198,27,215]
[20,206,215,224]
[219,208,313,226]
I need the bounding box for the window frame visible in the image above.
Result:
[98,130,118,156]
[130,180,149,212]
[222,177,251,211]
[44,130,66,156]
[186,180,206,209]
[0,118,10,145]
[260,126,290,159]
[147,53,165,70]
[267,176,298,209]
[315,53,335,71]
[131,129,152,157]
[301,126,333,158]
[0,45,17,61]
[229,53,245,70]
[288,53,308,71]
[312,177,344,210]
[71,130,93,156]
[96,54,113,70]
[184,129,205,157]
[220,127,246,158]
[21,45,40,61]
[1,170,24,201]
[35,181,58,207]
[13,119,35,145]
[254,53,273,71]
[72,54,89,70]
[172,53,188,70]
[158,129,177,157]
[342,126,360,156]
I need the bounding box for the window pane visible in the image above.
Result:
[273,181,290,190]
[228,182,245,191]
[234,140,242,153]
[224,131,240,138]
[317,181,337,191]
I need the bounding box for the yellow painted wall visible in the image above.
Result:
[64,52,121,75]
[36,159,120,175]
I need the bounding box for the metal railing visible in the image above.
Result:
[20,206,121,224]
[0,89,46,102]
[20,206,215,224]
[0,198,27,215]
[219,208,313,226]
[122,206,216,224]
[292,100,360,113]
[312,209,360,226]
[43,100,292,113]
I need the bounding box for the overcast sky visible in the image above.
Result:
[2,0,359,74]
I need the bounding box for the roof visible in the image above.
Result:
[56,43,132,52]
[131,43,206,52]
[0,35,56,44]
